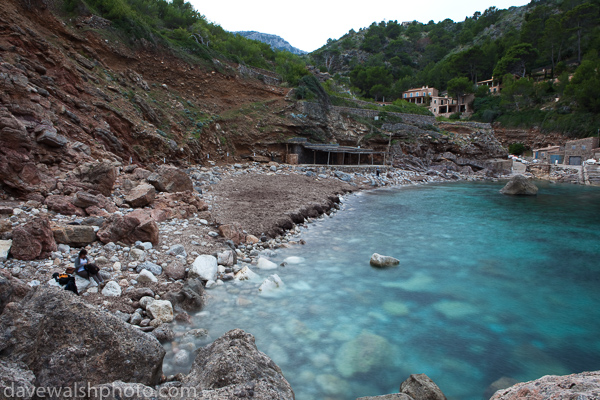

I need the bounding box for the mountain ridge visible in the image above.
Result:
[234,30,307,55]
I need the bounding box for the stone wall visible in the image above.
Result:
[565,137,600,163]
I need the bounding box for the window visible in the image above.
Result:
[428,92,432,96]
[572,145,576,150]
[434,100,437,104]
[410,93,413,97]
[404,94,407,98]
[582,145,586,150]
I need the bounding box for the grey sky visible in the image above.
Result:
[189,0,531,52]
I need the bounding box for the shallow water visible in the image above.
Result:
[164,181,600,400]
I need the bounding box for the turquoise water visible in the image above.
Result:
[172,181,600,400]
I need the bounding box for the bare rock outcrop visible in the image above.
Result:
[500,175,538,196]
[400,374,447,400]
[181,329,294,400]
[69,161,117,196]
[10,217,57,260]
[0,286,165,389]
[490,371,600,400]
[147,165,193,193]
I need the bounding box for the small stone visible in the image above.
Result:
[137,269,158,283]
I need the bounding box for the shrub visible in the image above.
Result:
[508,143,526,155]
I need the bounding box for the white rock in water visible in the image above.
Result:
[205,280,217,289]
[283,256,305,265]
[173,349,190,366]
[146,300,174,323]
[189,255,218,281]
[137,269,158,283]
[256,257,278,270]
[370,253,400,268]
[102,281,122,297]
[259,274,285,297]
[234,266,259,281]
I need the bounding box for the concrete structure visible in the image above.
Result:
[286,138,387,166]
[401,86,474,117]
[430,93,474,117]
[564,137,599,165]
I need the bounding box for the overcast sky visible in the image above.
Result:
[188,0,531,52]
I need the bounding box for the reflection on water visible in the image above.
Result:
[164,181,600,400]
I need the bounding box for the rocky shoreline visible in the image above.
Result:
[1,160,598,400]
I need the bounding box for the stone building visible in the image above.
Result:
[532,145,563,164]
[401,86,474,117]
[564,137,600,165]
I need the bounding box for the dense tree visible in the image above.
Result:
[493,43,539,78]
[447,77,475,102]
[563,3,599,63]
[565,59,600,112]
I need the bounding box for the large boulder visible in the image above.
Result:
[74,161,117,196]
[124,183,156,208]
[0,359,36,400]
[11,217,57,260]
[161,277,204,312]
[52,225,96,247]
[44,195,85,216]
[72,191,117,213]
[0,272,32,315]
[0,286,165,388]
[147,166,193,193]
[97,210,159,245]
[490,371,600,400]
[180,329,294,400]
[370,253,400,268]
[400,374,447,400]
[500,175,538,196]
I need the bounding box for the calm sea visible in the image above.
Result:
[165,181,600,400]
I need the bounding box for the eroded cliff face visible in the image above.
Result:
[0,0,290,198]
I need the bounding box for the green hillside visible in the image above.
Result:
[308,0,600,137]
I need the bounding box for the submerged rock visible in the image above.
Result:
[335,331,390,378]
[500,175,538,195]
[370,253,400,268]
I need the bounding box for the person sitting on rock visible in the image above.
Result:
[75,249,104,286]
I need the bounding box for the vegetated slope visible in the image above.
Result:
[0,0,305,198]
[235,31,307,55]
[309,0,600,138]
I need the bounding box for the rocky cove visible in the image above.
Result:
[2,160,600,400]
[1,0,600,396]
